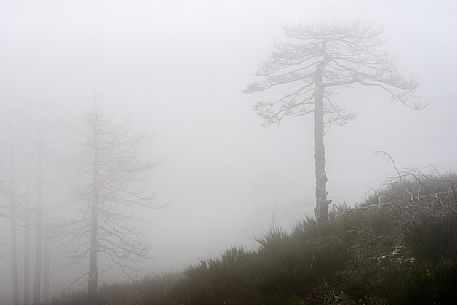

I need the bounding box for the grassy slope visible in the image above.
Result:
[51,175,457,305]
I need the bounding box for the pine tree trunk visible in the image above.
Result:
[34,126,43,305]
[313,50,329,223]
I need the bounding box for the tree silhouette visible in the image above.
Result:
[70,102,157,298]
[245,23,423,223]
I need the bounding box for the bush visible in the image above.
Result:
[403,215,457,263]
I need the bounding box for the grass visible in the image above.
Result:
[50,174,457,305]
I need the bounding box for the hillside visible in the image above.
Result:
[50,174,457,305]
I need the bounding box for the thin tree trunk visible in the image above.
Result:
[34,125,43,305]
[24,155,31,305]
[9,122,19,305]
[87,194,99,298]
[42,224,50,303]
[88,106,100,298]
[313,43,329,223]
[10,199,19,305]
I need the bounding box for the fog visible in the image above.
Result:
[1,0,456,303]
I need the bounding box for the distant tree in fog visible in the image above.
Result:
[34,123,44,305]
[6,122,19,305]
[71,102,156,298]
[0,117,43,305]
[0,183,19,305]
[23,154,31,305]
[244,23,423,223]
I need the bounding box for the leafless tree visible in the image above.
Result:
[23,153,31,305]
[6,121,20,305]
[1,116,36,305]
[0,184,20,305]
[70,102,157,299]
[244,23,423,223]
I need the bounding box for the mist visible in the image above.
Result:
[1,1,456,304]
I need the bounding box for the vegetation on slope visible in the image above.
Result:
[51,174,457,305]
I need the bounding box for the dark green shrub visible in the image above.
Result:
[404,215,457,263]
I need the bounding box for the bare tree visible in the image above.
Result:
[7,121,19,305]
[244,23,423,223]
[0,181,20,305]
[70,102,156,298]
[1,116,35,305]
[24,154,31,305]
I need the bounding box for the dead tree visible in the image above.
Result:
[244,23,422,223]
[7,122,19,305]
[71,103,156,298]
[24,154,31,305]
[0,183,19,305]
